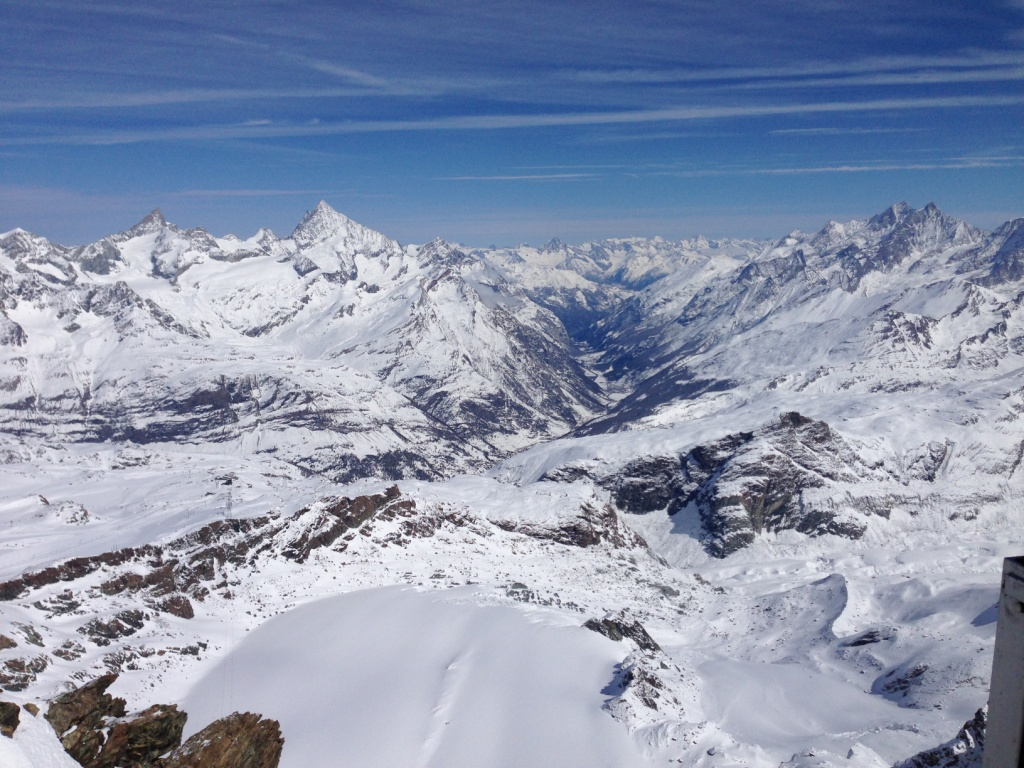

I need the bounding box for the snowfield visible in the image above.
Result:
[1,201,1022,766]
[182,587,643,768]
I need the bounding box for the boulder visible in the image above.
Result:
[45,674,186,767]
[159,711,283,768]
[45,674,126,766]
[100,704,187,768]
[0,700,19,737]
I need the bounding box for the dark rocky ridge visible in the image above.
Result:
[0,487,415,610]
[547,412,904,557]
[0,485,650,693]
[894,706,985,768]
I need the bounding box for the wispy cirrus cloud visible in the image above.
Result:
[440,155,1024,184]
[769,127,926,136]
[4,93,1021,146]
[561,50,1024,86]
[169,188,333,198]
[0,88,372,111]
[437,173,596,181]
[645,156,1024,178]
[732,66,1024,90]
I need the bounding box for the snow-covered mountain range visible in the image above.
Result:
[0,201,1020,767]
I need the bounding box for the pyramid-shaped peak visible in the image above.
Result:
[139,208,167,228]
[291,200,365,244]
[312,199,344,218]
[290,201,400,256]
[295,200,351,229]
[124,208,173,237]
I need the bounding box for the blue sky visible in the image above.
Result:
[2,0,1023,245]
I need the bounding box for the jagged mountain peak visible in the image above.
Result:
[418,237,474,268]
[0,227,32,241]
[865,201,968,239]
[290,200,397,255]
[892,203,980,252]
[292,200,355,241]
[127,208,172,236]
[869,200,913,230]
[0,227,44,249]
[421,236,453,253]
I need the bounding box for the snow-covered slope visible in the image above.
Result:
[1,201,1022,767]
[0,202,608,479]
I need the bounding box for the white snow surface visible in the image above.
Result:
[0,702,81,768]
[1,201,1023,767]
[182,586,643,768]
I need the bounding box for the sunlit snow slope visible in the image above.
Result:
[1,201,1022,767]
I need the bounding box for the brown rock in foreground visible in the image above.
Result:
[43,675,283,768]
[101,703,187,768]
[45,674,126,764]
[0,700,20,737]
[45,674,186,768]
[158,712,284,768]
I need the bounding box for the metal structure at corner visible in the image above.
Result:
[984,556,1024,768]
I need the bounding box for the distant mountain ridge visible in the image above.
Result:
[1,201,1022,552]
[1,200,1022,767]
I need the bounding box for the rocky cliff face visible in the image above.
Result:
[541,410,964,557]
[45,674,187,768]
[160,711,283,768]
[894,707,985,768]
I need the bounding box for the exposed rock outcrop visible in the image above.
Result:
[42,675,281,768]
[0,652,50,691]
[583,612,697,732]
[566,412,891,557]
[893,706,985,768]
[584,613,661,652]
[101,704,188,767]
[44,674,186,768]
[0,700,19,737]
[158,711,284,768]
[45,674,127,765]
